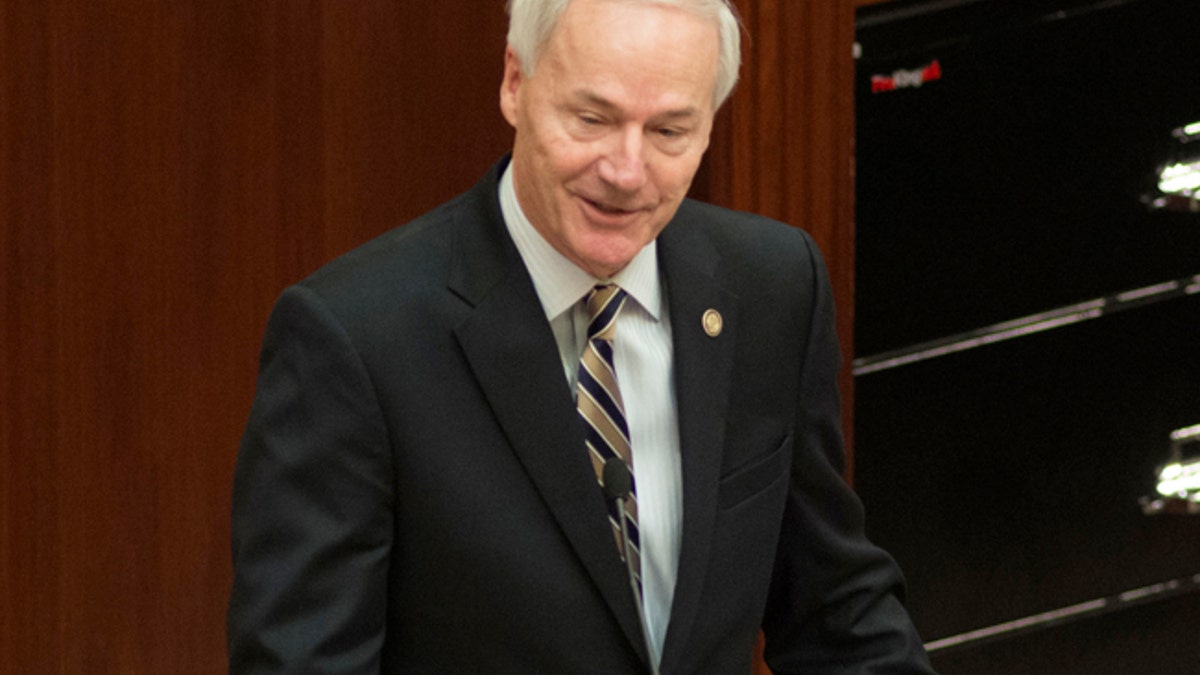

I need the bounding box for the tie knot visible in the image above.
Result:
[586,284,627,342]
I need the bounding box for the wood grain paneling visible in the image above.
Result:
[2,3,509,672]
[1,2,855,673]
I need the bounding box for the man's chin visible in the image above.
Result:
[569,238,650,278]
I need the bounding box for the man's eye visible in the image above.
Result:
[579,114,603,126]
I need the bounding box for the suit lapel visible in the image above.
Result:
[448,165,652,665]
[657,211,740,674]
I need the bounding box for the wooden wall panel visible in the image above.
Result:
[1,2,854,673]
[1,3,510,673]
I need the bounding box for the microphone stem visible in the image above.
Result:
[616,495,660,675]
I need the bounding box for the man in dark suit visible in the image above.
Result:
[228,0,935,673]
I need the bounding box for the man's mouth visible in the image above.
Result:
[583,197,638,216]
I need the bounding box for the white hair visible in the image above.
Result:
[505,0,742,109]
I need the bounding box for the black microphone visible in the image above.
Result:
[602,456,633,502]
[601,457,659,675]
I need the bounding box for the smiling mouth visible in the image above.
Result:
[583,197,639,216]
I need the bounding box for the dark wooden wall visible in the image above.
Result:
[1,2,858,672]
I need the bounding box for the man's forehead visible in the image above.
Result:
[551,0,719,49]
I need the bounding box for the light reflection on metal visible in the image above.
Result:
[1156,425,1200,497]
[1145,120,1200,211]
[924,572,1200,653]
[1143,423,1200,515]
[1173,120,1200,141]
[1170,423,1200,441]
[1158,160,1200,194]
[853,273,1200,376]
[1115,280,1179,303]
[1154,464,1200,498]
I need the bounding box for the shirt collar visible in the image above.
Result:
[499,165,663,322]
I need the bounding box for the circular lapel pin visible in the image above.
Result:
[702,309,723,337]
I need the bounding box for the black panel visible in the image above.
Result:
[856,297,1200,640]
[854,1,1200,672]
[855,0,1200,355]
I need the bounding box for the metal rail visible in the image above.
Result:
[853,273,1200,376]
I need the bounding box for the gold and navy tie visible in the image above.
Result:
[577,284,640,590]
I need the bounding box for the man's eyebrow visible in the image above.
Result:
[570,89,702,120]
[570,90,618,110]
[656,107,702,121]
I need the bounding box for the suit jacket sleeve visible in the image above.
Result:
[228,284,393,673]
[760,236,935,674]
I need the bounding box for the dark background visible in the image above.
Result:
[856,0,1200,355]
[854,0,1200,671]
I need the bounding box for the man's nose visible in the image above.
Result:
[597,127,648,192]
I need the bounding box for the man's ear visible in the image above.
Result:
[499,46,524,128]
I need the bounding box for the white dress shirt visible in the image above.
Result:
[499,166,682,664]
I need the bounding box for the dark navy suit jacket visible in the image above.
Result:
[228,158,934,674]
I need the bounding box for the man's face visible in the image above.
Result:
[500,0,720,278]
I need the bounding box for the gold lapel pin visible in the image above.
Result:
[702,309,723,337]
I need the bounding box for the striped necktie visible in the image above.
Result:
[577,284,640,586]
